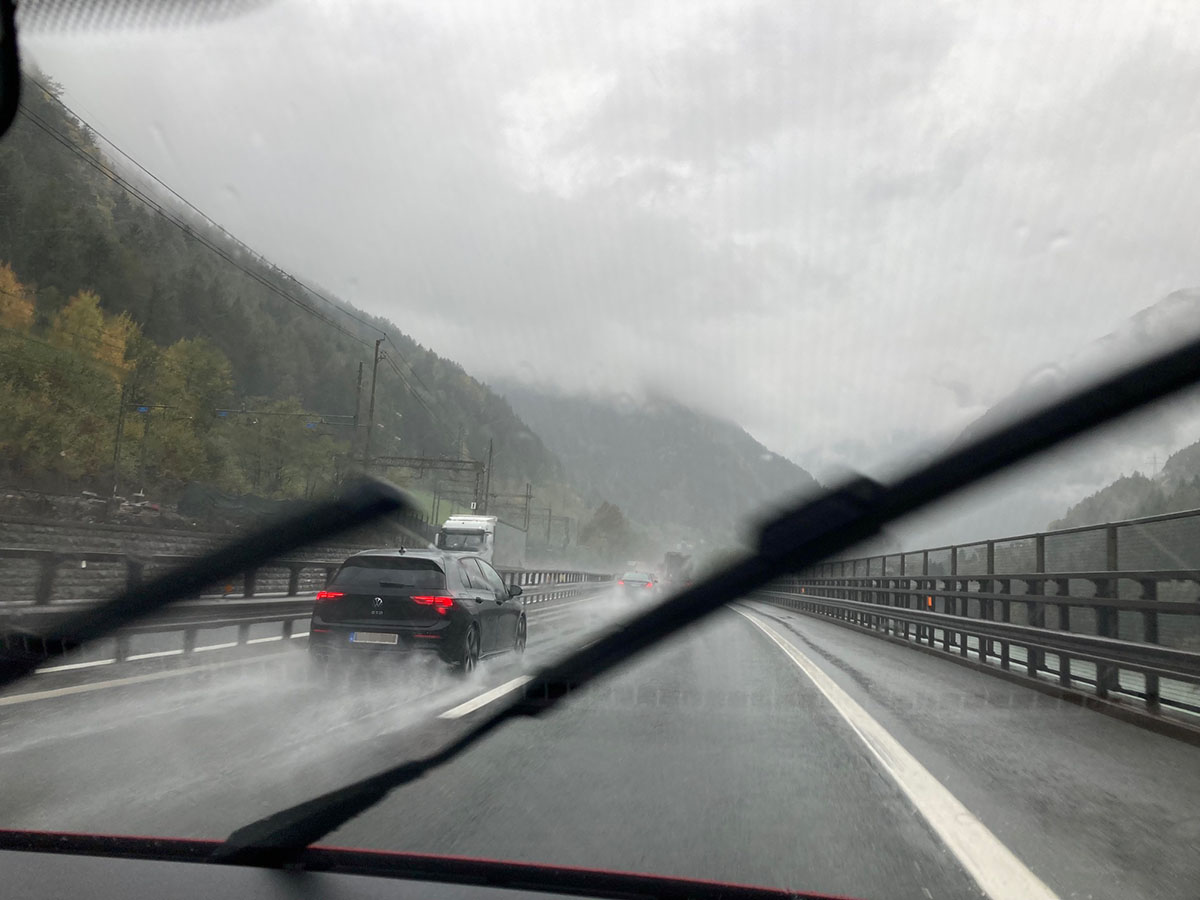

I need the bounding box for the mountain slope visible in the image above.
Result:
[896,289,1200,546]
[0,74,561,495]
[1050,438,1200,528]
[496,384,821,547]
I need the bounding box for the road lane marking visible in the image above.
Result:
[247,635,284,645]
[0,654,288,707]
[126,649,185,661]
[193,641,239,653]
[438,675,534,719]
[36,658,117,673]
[734,607,1060,900]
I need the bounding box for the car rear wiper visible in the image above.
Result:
[0,479,410,688]
[214,331,1200,865]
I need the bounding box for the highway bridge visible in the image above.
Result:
[1,510,1199,900]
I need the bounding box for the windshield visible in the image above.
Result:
[438,532,486,552]
[4,3,1200,899]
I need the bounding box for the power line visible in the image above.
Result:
[26,75,392,345]
[16,99,370,347]
[17,85,465,457]
[379,350,459,446]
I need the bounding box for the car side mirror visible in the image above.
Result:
[508,584,523,597]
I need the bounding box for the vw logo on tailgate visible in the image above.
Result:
[373,597,384,607]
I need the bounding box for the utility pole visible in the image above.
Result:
[138,409,152,494]
[546,504,552,545]
[353,361,364,454]
[111,384,128,498]
[482,439,493,514]
[524,482,532,531]
[364,339,383,463]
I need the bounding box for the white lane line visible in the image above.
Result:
[126,649,185,661]
[0,654,287,707]
[36,658,117,673]
[247,635,284,645]
[193,641,239,653]
[438,675,534,720]
[734,607,1060,900]
[292,631,310,639]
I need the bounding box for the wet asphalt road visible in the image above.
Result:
[2,591,1199,900]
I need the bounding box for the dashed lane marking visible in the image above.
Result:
[438,675,535,719]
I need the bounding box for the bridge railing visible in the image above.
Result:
[0,544,611,670]
[761,507,1200,732]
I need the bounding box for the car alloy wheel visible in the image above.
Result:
[514,616,527,655]
[461,625,480,674]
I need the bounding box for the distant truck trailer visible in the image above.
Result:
[436,514,527,569]
[661,551,693,585]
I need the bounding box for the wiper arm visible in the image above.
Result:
[216,332,1200,865]
[0,478,410,689]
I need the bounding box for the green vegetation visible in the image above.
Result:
[0,262,349,497]
[1051,463,1200,529]
[0,74,562,501]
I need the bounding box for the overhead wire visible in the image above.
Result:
[20,82,461,442]
[15,100,371,347]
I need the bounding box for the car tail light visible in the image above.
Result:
[315,591,344,603]
[412,595,455,615]
[617,580,625,585]
[645,582,653,588]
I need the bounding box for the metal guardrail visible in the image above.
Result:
[760,577,1200,724]
[783,507,1200,725]
[0,546,341,605]
[0,561,613,669]
[0,545,611,605]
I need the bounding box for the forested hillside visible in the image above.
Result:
[0,74,560,501]
[1051,440,1200,529]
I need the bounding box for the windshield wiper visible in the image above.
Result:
[214,331,1200,865]
[0,479,409,688]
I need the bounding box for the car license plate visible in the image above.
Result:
[350,631,399,645]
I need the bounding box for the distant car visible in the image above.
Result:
[616,571,657,598]
[308,549,525,674]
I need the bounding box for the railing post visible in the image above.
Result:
[948,546,959,647]
[1140,579,1160,710]
[287,565,301,596]
[1028,534,1046,677]
[243,568,258,599]
[1094,525,1120,698]
[35,554,60,605]
[125,557,145,593]
[1055,576,1071,686]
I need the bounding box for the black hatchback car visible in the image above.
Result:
[307,549,525,673]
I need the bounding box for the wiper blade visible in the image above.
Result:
[215,332,1200,865]
[0,478,409,689]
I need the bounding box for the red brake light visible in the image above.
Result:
[645,581,653,588]
[315,591,344,603]
[412,595,455,615]
[617,580,625,585]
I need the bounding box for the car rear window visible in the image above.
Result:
[330,557,446,590]
[621,572,651,581]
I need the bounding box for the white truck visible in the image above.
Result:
[435,514,527,569]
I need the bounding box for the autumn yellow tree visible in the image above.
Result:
[48,289,141,377]
[0,262,35,333]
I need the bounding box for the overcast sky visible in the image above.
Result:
[22,0,1200,488]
